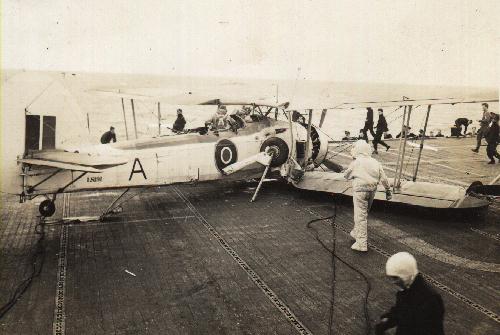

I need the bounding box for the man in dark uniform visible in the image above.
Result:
[376,252,445,335]
[485,114,500,164]
[454,117,472,137]
[100,126,117,144]
[472,103,492,152]
[172,109,186,133]
[362,107,376,141]
[373,109,390,153]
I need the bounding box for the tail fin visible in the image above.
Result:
[2,71,94,196]
[1,72,28,195]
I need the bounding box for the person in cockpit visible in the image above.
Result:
[227,106,249,131]
[206,105,229,130]
[240,106,253,122]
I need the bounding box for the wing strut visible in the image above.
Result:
[25,169,62,194]
[393,106,407,192]
[56,172,88,193]
[287,110,295,159]
[121,98,129,140]
[394,105,413,190]
[131,99,138,139]
[413,105,432,181]
[157,102,162,136]
[303,109,313,168]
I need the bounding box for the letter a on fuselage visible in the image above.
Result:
[129,158,147,181]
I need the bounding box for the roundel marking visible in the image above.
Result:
[215,139,238,171]
[221,147,233,164]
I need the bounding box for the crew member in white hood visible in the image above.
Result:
[376,252,445,335]
[344,140,391,251]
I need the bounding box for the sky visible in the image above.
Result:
[2,0,499,87]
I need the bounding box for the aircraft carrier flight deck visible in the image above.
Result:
[1,137,499,334]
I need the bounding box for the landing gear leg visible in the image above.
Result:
[250,149,274,203]
[100,188,130,220]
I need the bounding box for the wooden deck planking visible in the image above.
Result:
[0,137,498,334]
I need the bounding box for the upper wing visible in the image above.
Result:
[332,97,499,109]
[89,89,215,105]
[89,89,289,108]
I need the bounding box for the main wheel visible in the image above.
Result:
[39,199,56,217]
[260,137,289,167]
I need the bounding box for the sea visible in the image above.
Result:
[3,70,498,146]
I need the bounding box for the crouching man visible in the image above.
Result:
[344,140,391,252]
[375,252,445,335]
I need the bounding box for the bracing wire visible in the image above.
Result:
[137,99,161,120]
[383,106,403,125]
[321,129,356,159]
[327,142,355,159]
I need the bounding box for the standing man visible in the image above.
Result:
[100,126,117,144]
[344,140,391,252]
[172,109,186,133]
[375,252,445,335]
[362,107,376,141]
[472,103,492,152]
[454,117,472,137]
[373,109,391,154]
[485,114,500,164]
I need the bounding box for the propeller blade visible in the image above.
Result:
[319,109,327,128]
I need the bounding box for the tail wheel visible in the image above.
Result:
[260,137,289,167]
[39,199,56,217]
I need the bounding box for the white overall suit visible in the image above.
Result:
[344,140,390,251]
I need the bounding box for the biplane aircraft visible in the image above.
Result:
[1,87,497,219]
[2,95,329,218]
[293,98,499,209]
